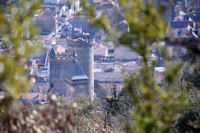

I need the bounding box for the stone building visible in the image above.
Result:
[33,77,49,94]
[46,16,96,100]
[114,45,138,61]
[94,43,108,57]
[34,8,56,35]
[49,38,94,100]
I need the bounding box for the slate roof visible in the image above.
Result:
[170,21,189,28]
[184,13,200,22]
[60,24,72,38]
[65,60,88,80]
[34,8,55,34]
[49,48,56,59]
[96,4,114,10]
[94,72,123,83]
[68,16,99,38]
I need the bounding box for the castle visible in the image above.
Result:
[49,38,94,100]
[48,17,96,101]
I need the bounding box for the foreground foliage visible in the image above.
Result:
[0,95,75,133]
[61,94,113,133]
[0,0,41,112]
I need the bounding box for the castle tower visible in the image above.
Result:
[49,46,91,98]
[68,38,94,101]
[49,48,70,95]
[64,50,88,96]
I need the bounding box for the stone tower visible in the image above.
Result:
[49,15,95,101]
[49,48,72,96]
[68,38,94,101]
[49,43,94,100]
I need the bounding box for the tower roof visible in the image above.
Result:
[65,60,88,81]
[49,48,56,59]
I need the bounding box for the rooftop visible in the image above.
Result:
[65,59,88,80]
[35,77,48,84]
[170,21,189,28]
[19,92,46,100]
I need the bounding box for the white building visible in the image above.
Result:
[154,67,165,84]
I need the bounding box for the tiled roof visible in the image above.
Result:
[55,46,66,54]
[95,43,107,50]
[20,93,46,100]
[94,44,108,56]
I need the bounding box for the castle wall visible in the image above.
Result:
[50,57,71,96]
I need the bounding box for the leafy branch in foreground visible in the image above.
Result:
[0,95,75,133]
[0,0,41,112]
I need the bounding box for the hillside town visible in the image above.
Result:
[14,0,199,104]
[0,0,200,132]
[0,0,197,104]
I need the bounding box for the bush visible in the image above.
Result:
[175,110,200,133]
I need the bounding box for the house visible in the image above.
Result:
[68,16,99,39]
[154,67,165,84]
[94,43,108,57]
[43,0,60,5]
[165,42,187,61]
[114,45,138,61]
[33,77,49,94]
[94,72,124,97]
[59,0,80,15]
[169,19,199,38]
[184,13,200,29]
[88,0,117,6]
[19,92,47,104]
[34,8,56,35]
[185,0,200,12]
[169,21,190,38]
[55,45,66,54]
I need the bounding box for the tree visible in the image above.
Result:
[174,62,200,133]
[70,94,112,133]
[0,0,41,112]
[175,110,200,133]
[81,0,188,132]
[0,95,76,133]
[104,88,133,132]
